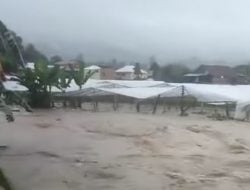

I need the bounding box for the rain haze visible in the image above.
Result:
[4,2,250,190]
[1,0,250,64]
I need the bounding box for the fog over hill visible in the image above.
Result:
[1,0,250,65]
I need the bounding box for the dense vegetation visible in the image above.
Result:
[0,20,95,109]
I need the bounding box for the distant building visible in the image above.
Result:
[115,65,148,80]
[184,65,239,84]
[85,65,101,79]
[26,62,35,70]
[100,66,115,80]
[26,62,54,70]
[54,60,80,71]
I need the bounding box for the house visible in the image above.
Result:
[26,62,35,70]
[100,66,115,80]
[85,65,101,79]
[25,62,54,70]
[115,65,148,80]
[184,65,238,84]
[54,60,80,71]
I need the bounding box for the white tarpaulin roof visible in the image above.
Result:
[60,80,250,104]
[98,86,181,99]
[174,83,250,103]
[115,65,147,74]
[62,79,175,99]
[2,81,28,92]
[85,65,101,70]
[85,79,169,88]
[53,79,250,120]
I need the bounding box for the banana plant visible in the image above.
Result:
[69,63,96,108]
[57,69,72,92]
[20,60,61,108]
[70,63,96,90]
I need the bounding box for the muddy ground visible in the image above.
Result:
[0,107,250,190]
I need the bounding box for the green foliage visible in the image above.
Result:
[234,64,250,76]
[50,55,62,64]
[134,62,142,80]
[70,63,95,89]
[150,62,160,80]
[23,43,48,63]
[1,20,49,72]
[75,53,84,63]
[57,69,72,91]
[0,20,30,70]
[0,52,18,72]
[21,60,59,91]
[160,64,190,82]
[20,60,61,107]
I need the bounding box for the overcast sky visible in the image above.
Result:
[1,0,250,64]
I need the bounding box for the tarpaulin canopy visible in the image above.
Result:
[2,81,28,92]
[98,86,181,99]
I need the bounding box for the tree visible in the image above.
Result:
[23,44,48,63]
[234,64,250,77]
[20,60,61,108]
[0,20,32,121]
[57,69,72,106]
[0,20,25,71]
[149,57,160,80]
[0,21,8,54]
[160,63,190,82]
[75,53,84,63]
[69,63,96,108]
[57,69,72,91]
[134,62,142,80]
[0,52,19,72]
[70,63,95,90]
[50,55,62,64]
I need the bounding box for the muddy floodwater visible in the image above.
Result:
[0,108,250,190]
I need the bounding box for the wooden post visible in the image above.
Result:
[96,101,99,112]
[152,95,160,114]
[92,98,96,112]
[63,98,67,107]
[225,102,230,118]
[136,100,140,113]
[115,95,119,110]
[162,98,167,113]
[201,102,204,113]
[77,97,82,108]
[113,95,118,111]
[180,85,185,116]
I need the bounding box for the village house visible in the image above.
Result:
[183,65,244,84]
[54,60,80,71]
[100,66,116,80]
[115,65,148,80]
[85,65,101,79]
